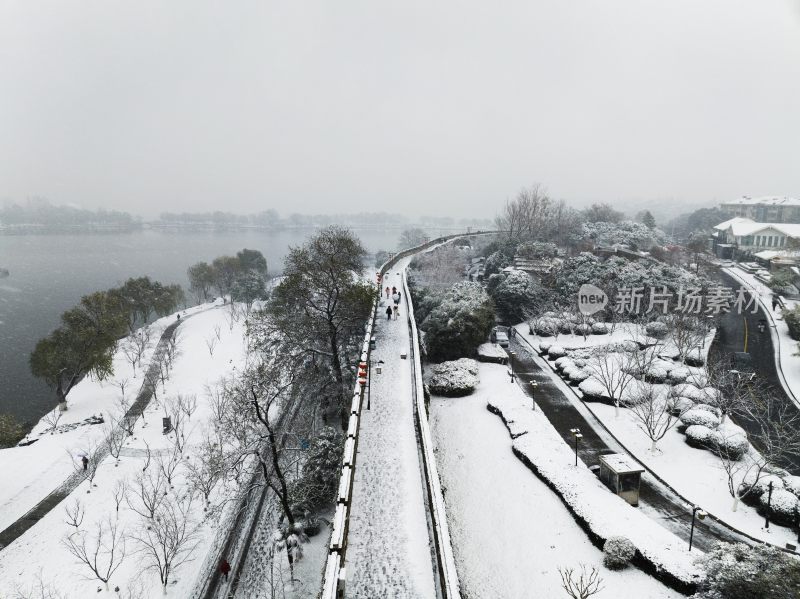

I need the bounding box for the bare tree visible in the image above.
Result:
[156,447,183,489]
[665,313,706,363]
[204,336,218,359]
[717,393,800,511]
[213,323,222,342]
[205,380,231,427]
[113,480,126,516]
[62,517,127,590]
[185,435,224,509]
[105,419,126,466]
[584,347,638,414]
[558,565,604,599]
[132,494,200,592]
[41,407,62,434]
[111,377,131,402]
[126,470,166,520]
[176,393,198,421]
[64,498,85,530]
[122,329,151,378]
[142,440,152,473]
[628,382,690,452]
[10,570,69,599]
[495,184,561,241]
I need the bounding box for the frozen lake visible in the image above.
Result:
[0,228,400,426]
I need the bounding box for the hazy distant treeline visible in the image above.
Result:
[0,198,139,230]
[156,209,491,229]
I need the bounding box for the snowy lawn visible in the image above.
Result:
[588,402,799,547]
[0,301,252,598]
[430,362,688,599]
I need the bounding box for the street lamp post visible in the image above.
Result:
[530,380,538,411]
[689,505,706,551]
[569,428,582,466]
[368,360,384,410]
[764,481,774,530]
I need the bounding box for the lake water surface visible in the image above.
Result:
[0,229,399,426]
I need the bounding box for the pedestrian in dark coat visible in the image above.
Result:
[81,455,88,471]
[219,557,231,581]
[772,295,780,311]
[391,286,397,295]
[386,305,393,320]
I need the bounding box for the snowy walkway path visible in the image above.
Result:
[0,310,198,550]
[345,264,437,598]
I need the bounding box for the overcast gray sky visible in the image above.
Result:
[1,1,799,219]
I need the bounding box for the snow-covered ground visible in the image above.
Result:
[588,401,798,547]
[0,301,252,598]
[430,363,687,599]
[0,301,215,532]
[519,319,799,547]
[724,266,800,407]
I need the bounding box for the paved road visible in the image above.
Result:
[507,335,751,552]
[712,270,800,473]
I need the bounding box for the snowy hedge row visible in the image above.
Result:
[487,396,703,593]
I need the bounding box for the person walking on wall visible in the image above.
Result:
[219,557,231,581]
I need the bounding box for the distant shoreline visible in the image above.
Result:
[0,223,480,235]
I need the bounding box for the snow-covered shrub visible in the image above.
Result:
[426,359,480,397]
[666,366,690,384]
[574,323,591,337]
[578,379,610,402]
[685,348,705,366]
[709,423,749,460]
[645,321,668,339]
[693,403,721,416]
[658,347,680,361]
[538,319,561,337]
[740,475,784,506]
[591,322,609,335]
[698,387,723,406]
[643,365,669,384]
[491,270,541,324]
[782,475,800,498]
[559,321,574,335]
[483,251,511,278]
[667,396,694,415]
[684,424,714,448]
[567,369,590,383]
[602,536,636,570]
[573,358,587,368]
[680,409,720,429]
[695,542,800,599]
[538,340,553,354]
[422,282,495,362]
[672,383,703,402]
[554,357,575,372]
[547,345,567,358]
[759,489,800,527]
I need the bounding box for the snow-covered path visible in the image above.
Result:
[430,364,683,599]
[345,265,437,598]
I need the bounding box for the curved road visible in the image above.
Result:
[712,270,800,474]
